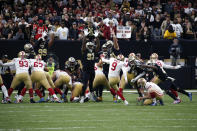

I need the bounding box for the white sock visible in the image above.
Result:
[53,94,58,99]
[1,85,8,98]
[18,95,23,100]
[153,98,156,103]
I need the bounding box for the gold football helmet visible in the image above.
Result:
[18,51,26,58]
[137,78,147,87]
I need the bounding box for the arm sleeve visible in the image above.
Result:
[122,67,128,83]
[133,72,146,82]
[3,62,15,67]
[161,61,176,69]
[101,57,110,64]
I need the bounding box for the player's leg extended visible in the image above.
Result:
[0,75,8,99]
[9,74,22,97]
[45,72,55,89]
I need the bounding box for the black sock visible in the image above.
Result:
[99,86,103,97]
[166,90,177,100]
[95,87,99,97]
[178,88,189,96]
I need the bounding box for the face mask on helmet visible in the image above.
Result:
[106,40,113,51]
[86,42,95,52]
[68,57,76,68]
[102,44,108,53]
[117,54,124,61]
[24,43,33,52]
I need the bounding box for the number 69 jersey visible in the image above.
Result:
[101,57,125,78]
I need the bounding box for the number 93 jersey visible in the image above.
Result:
[11,58,31,74]
[30,59,46,72]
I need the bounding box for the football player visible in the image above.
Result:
[2,51,35,103]
[0,58,10,103]
[34,31,54,61]
[101,54,129,105]
[137,78,164,106]
[24,43,36,59]
[120,54,146,97]
[80,37,100,103]
[140,58,192,104]
[93,59,111,102]
[52,69,72,102]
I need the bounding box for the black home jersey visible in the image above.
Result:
[65,61,80,76]
[35,40,49,61]
[82,49,98,71]
[25,50,36,59]
[152,63,168,81]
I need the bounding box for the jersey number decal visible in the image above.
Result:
[87,53,94,60]
[19,60,28,67]
[38,49,47,56]
[111,61,117,71]
[34,62,43,67]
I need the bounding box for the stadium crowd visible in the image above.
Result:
[0,0,197,41]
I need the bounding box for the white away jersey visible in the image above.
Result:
[3,58,30,74]
[30,59,46,72]
[102,57,124,78]
[94,63,104,75]
[55,70,70,79]
[145,82,163,96]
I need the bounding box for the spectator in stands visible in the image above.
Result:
[169,38,182,66]
[69,22,79,41]
[13,28,24,40]
[56,22,69,40]
[161,15,173,36]
[171,18,183,38]
[1,23,13,39]
[184,2,194,15]
[153,14,162,39]
[182,18,195,39]
[164,1,174,15]
[103,11,118,27]
[164,25,176,40]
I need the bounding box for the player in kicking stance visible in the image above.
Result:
[137,78,164,106]
[2,51,35,103]
[101,54,129,105]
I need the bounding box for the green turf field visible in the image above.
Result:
[0,91,197,131]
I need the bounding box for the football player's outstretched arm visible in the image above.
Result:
[81,36,87,54]
[101,57,110,64]
[161,61,181,69]
[95,37,100,53]
[2,61,14,67]
[113,35,119,50]
[131,72,146,83]
[48,33,55,48]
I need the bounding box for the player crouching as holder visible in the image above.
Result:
[137,78,164,106]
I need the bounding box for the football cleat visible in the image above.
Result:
[188,93,192,101]
[54,98,62,103]
[113,96,117,103]
[124,100,129,106]
[30,98,36,103]
[90,92,97,102]
[72,97,80,103]
[159,100,164,106]
[37,97,45,103]
[173,99,181,104]
[96,97,103,102]
[80,96,85,103]
[6,97,11,103]
[151,102,157,106]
